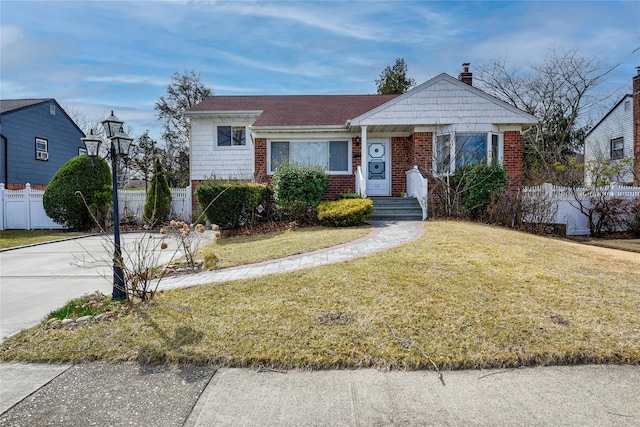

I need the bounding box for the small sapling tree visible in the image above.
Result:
[144,160,172,227]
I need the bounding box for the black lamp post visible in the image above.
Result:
[81,111,134,301]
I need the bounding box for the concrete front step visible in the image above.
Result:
[370,197,423,221]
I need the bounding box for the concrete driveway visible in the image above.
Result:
[0,232,199,340]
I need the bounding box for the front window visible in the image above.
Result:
[217,126,246,146]
[269,140,349,173]
[610,137,624,160]
[434,132,500,174]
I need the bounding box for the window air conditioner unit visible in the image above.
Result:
[37,151,49,161]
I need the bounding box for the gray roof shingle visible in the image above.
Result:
[0,99,52,114]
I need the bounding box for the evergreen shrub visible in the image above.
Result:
[196,181,267,229]
[271,162,329,220]
[452,164,507,220]
[317,198,373,227]
[144,160,172,227]
[43,155,112,231]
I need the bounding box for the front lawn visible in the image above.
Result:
[201,225,373,269]
[1,221,638,370]
[584,238,640,254]
[0,230,85,249]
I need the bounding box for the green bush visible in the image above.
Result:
[90,184,114,228]
[271,162,329,220]
[144,160,172,227]
[43,155,112,231]
[317,198,374,227]
[196,181,267,229]
[452,164,507,220]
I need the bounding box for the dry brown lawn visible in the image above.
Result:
[2,221,638,370]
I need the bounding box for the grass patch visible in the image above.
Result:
[47,293,121,320]
[200,225,372,269]
[584,239,640,253]
[2,221,639,370]
[0,230,85,249]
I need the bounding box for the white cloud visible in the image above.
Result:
[85,75,168,87]
[208,1,384,41]
[0,24,64,71]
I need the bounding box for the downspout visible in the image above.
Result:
[1,134,7,185]
[249,126,255,181]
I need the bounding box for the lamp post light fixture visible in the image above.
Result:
[81,111,134,301]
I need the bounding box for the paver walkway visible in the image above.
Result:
[156,221,424,290]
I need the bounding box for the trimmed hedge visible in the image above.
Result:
[271,162,329,220]
[196,181,267,229]
[317,198,374,227]
[43,155,112,231]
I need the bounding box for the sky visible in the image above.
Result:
[1,0,639,144]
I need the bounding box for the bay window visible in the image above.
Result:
[269,140,349,173]
[435,132,501,174]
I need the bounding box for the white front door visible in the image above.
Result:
[366,138,390,196]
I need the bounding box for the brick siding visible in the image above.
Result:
[391,136,411,196]
[503,130,524,191]
[5,183,47,191]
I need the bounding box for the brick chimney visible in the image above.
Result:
[634,66,640,185]
[458,63,472,86]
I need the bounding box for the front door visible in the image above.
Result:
[366,138,390,196]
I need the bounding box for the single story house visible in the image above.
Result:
[584,67,640,185]
[0,99,86,190]
[186,65,538,207]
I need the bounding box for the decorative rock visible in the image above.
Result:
[48,319,61,328]
[76,315,93,323]
[94,314,108,321]
[61,318,74,326]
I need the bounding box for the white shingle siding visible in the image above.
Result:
[584,96,634,184]
[352,75,538,127]
[190,118,254,180]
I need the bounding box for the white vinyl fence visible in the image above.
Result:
[522,183,640,235]
[0,183,192,230]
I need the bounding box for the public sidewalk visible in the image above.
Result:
[1,363,638,426]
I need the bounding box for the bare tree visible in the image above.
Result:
[474,47,622,183]
[129,131,165,191]
[555,157,635,236]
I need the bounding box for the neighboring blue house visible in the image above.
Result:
[0,99,86,189]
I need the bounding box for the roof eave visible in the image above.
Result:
[251,124,349,134]
[184,109,263,118]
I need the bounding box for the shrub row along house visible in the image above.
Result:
[186,65,538,208]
